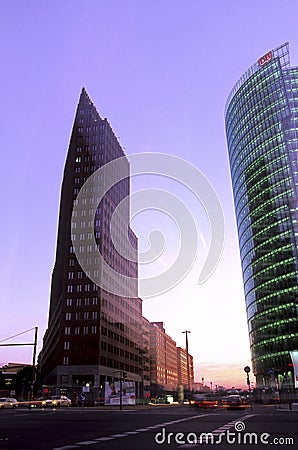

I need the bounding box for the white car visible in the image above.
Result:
[42,395,71,407]
[0,397,18,409]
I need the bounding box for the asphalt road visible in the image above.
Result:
[0,404,297,450]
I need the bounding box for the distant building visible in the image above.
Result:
[149,322,178,393]
[177,347,194,390]
[193,381,204,392]
[149,322,194,395]
[225,43,298,389]
[141,316,151,391]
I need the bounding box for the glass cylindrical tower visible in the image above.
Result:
[225,43,298,388]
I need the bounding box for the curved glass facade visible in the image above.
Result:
[225,43,298,387]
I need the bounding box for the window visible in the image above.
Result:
[64,341,70,350]
[63,356,69,365]
[66,312,71,320]
[66,298,72,306]
[67,285,73,293]
[64,327,70,335]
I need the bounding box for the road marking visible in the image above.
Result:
[75,441,100,445]
[93,437,115,441]
[53,446,79,449]
[110,433,130,438]
[54,413,211,448]
[180,413,257,447]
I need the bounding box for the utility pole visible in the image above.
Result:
[30,327,38,401]
[182,330,191,401]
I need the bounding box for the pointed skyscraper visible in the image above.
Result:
[40,89,144,400]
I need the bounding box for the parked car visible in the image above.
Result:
[193,395,218,408]
[222,394,245,409]
[0,398,18,409]
[42,395,71,407]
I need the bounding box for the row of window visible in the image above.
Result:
[67,283,98,293]
[76,144,104,154]
[66,297,98,306]
[101,341,140,361]
[65,311,98,320]
[77,123,105,131]
[64,325,97,335]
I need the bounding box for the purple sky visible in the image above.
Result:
[1,0,297,388]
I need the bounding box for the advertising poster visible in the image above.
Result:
[104,381,136,405]
[290,351,298,388]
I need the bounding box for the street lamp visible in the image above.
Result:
[182,330,191,401]
[244,366,252,410]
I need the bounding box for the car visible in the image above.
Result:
[222,394,245,409]
[42,395,71,407]
[0,398,18,409]
[193,395,218,408]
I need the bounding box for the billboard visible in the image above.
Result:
[104,381,136,405]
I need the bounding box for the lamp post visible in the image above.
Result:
[182,330,191,401]
[113,370,127,411]
[244,366,252,410]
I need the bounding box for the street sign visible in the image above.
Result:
[79,393,87,402]
[268,368,274,376]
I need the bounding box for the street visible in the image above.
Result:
[0,404,297,450]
